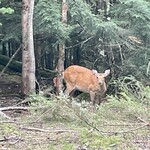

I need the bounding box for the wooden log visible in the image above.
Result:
[0,54,57,78]
[0,54,22,72]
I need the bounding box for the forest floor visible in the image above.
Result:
[0,73,150,150]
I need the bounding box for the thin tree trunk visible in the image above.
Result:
[22,0,35,96]
[56,0,68,94]
[104,0,110,20]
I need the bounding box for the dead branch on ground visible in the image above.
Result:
[0,106,30,111]
[0,135,23,144]
[0,111,11,119]
[19,126,77,133]
[0,106,49,111]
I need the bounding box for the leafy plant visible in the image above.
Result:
[0,7,14,14]
[109,75,150,102]
[26,92,150,149]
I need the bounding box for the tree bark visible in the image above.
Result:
[22,0,35,96]
[55,0,68,94]
[104,0,110,20]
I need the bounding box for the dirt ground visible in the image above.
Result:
[0,74,83,150]
[0,74,22,107]
[0,74,150,150]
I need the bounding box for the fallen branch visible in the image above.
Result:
[0,54,57,78]
[34,107,51,122]
[108,123,149,135]
[0,120,16,124]
[14,98,33,106]
[0,136,8,142]
[137,117,150,126]
[0,106,50,111]
[0,120,39,124]
[20,126,77,133]
[0,135,23,144]
[0,106,30,111]
[0,111,11,119]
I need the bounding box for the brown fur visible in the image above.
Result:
[63,65,110,105]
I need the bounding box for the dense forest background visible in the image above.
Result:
[0,1,150,149]
[0,0,150,95]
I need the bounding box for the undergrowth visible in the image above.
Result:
[1,76,149,150]
[26,81,150,149]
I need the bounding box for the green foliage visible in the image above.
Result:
[0,0,150,86]
[29,91,150,125]
[96,0,150,81]
[0,124,16,134]
[68,0,100,35]
[110,75,150,106]
[0,1,14,39]
[34,0,73,41]
[29,93,53,107]
[100,97,150,121]
[113,0,150,40]
[48,140,74,150]
[0,7,14,14]
[0,1,21,43]
[26,92,149,149]
[79,129,121,149]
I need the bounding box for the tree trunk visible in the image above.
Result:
[55,0,68,94]
[22,0,35,96]
[104,0,110,20]
[35,34,43,71]
[73,46,80,65]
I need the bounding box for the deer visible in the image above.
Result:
[63,65,110,105]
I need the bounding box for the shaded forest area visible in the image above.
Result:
[0,0,150,84]
[0,0,150,149]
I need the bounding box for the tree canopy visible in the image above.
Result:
[0,0,150,85]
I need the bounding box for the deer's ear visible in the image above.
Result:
[104,69,110,77]
[92,69,99,78]
[92,69,98,75]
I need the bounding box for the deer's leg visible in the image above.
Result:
[64,83,75,96]
[89,91,96,105]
